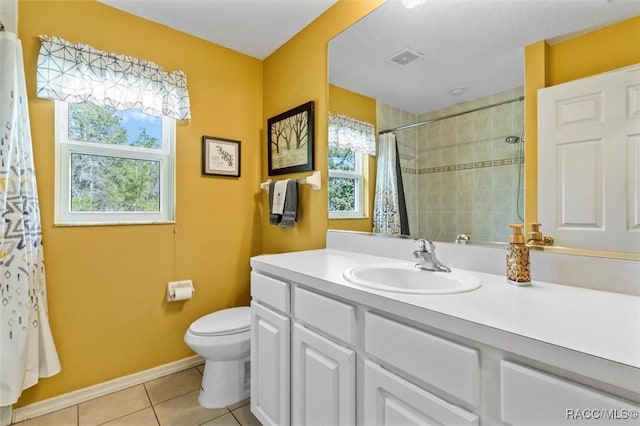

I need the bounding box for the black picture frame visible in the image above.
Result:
[267,101,315,176]
[202,136,241,177]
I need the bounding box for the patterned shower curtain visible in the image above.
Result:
[0,31,60,406]
[373,133,410,235]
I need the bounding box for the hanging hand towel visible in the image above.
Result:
[280,180,300,228]
[272,179,289,215]
[269,181,282,225]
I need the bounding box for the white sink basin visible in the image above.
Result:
[343,263,482,294]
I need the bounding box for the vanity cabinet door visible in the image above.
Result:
[364,360,479,426]
[250,301,290,426]
[292,323,356,426]
[501,361,640,426]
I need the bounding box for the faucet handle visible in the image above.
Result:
[414,238,434,252]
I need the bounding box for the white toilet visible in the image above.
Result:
[184,306,251,409]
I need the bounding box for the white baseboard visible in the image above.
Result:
[12,355,203,424]
[1,405,11,426]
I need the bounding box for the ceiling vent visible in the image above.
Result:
[388,47,424,67]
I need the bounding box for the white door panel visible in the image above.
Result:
[629,136,640,230]
[538,64,640,252]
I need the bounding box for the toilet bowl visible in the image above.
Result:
[184,306,251,409]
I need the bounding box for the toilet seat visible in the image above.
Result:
[188,306,250,337]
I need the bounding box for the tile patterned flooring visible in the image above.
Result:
[14,365,261,426]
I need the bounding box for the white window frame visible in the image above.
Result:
[328,149,365,219]
[54,101,175,225]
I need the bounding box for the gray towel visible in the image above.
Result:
[268,181,282,225]
[280,180,299,228]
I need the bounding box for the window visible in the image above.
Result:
[328,146,365,218]
[328,113,375,219]
[55,101,175,225]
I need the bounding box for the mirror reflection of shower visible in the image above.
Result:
[378,87,525,244]
[505,131,525,223]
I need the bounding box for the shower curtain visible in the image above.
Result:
[0,31,60,406]
[373,133,410,235]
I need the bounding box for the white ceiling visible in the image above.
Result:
[98,0,337,60]
[329,0,640,115]
[97,0,640,115]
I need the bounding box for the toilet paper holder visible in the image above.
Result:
[167,280,195,302]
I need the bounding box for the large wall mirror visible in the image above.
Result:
[328,0,640,252]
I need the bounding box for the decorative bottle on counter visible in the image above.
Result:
[506,224,531,286]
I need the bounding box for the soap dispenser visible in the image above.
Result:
[506,224,531,286]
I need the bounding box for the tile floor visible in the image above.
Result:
[14,365,261,426]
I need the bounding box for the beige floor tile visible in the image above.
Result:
[79,385,150,426]
[231,405,261,426]
[102,407,158,426]
[15,406,77,426]
[200,412,241,426]
[144,368,202,404]
[153,390,228,426]
[227,398,249,412]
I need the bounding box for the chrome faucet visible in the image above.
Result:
[413,239,451,272]
[455,233,470,244]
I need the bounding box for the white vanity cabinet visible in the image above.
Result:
[250,251,640,426]
[292,323,356,425]
[365,312,480,407]
[250,272,357,426]
[250,272,290,426]
[364,311,480,425]
[364,360,479,426]
[292,286,357,425]
[501,361,640,425]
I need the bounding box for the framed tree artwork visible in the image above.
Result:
[267,101,314,176]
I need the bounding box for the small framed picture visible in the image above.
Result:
[202,136,241,177]
[268,100,314,176]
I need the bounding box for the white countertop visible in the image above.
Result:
[251,248,640,371]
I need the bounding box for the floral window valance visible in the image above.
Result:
[328,112,376,156]
[36,36,191,120]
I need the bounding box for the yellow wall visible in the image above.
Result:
[18,0,263,405]
[16,0,383,407]
[328,84,377,233]
[523,40,548,225]
[524,15,640,227]
[19,0,634,409]
[548,16,640,86]
[261,0,384,253]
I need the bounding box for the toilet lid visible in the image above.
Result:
[189,306,250,336]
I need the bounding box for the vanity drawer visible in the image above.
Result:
[501,361,640,425]
[365,312,480,407]
[294,287,356,345]
[251,272,289,313]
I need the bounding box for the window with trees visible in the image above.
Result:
[328,113,376,219]
[328,147,364,218]
[55,101,175,225]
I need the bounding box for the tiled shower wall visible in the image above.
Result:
[378,87,525,244]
